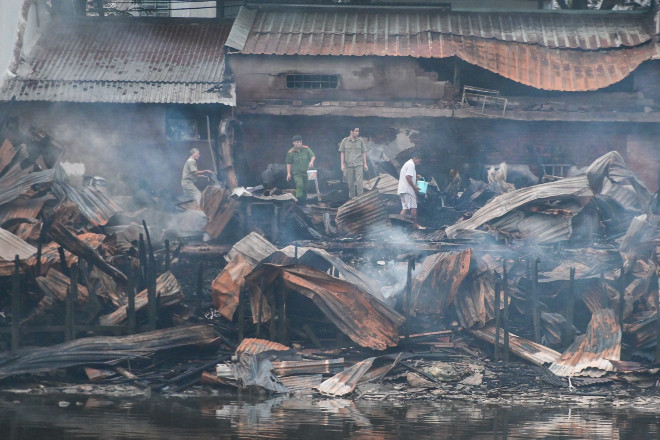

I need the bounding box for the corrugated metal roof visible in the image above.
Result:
[225,231,279,265]
[53,182,121,227]
[335,190,391,236]
[1,18,235,104]
[316,357,376,397]
[0,227,37,261]
[230,6,660,91]
[235,338,291,355]
[446,175,593,238]
[233,8,652,53]
[1,80,235,105]
[470,325,561,367]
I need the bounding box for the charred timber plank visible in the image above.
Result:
[35,268,89,304]
[49,222,127,285]
[0,324,219,380]
[99,271,183,326]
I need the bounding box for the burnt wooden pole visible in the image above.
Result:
[404,257,415,346]
[35,237,43,277]
[655,273,660,363]
[566,267,576,340]
[127,261,137,335]
[164,239,171,272]
[256,277,264,338]
[57,246,69,277]
[237,285,245,344]
[502,261,510,363]
[494,271,502,361]
[65,263,78,341]
[618,264,625,326]
[11,256,21,352]
[532,258,541,344]
[138,233,147,288]
[278,275,287,344]
[196,262,204,316]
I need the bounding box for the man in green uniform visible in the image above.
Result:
[286,135,315,204]
[339,127,368,198]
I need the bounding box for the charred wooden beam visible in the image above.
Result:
[49,222,127,285]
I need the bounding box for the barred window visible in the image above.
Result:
[286,74,339,89]
[140,0,171,17]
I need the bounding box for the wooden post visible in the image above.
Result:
[502,261,510,363]
[127,261,137,335]
[138,233,147,288]
[494,271,501,361]
[237,285,245,344]
[655,274,660,364]
[164,239,170,272]
[196,262,204,316]
[279,275,287,344]
[57,246,69,277]
[11,256,20,352]
[65,263,78,341]
[618,264,625,326]
[35,238,43,277]
[566,267,576,347]
[404,257,415,346]
[256,276,264,338]
[532,257,541,343]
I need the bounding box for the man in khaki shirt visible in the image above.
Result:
[339,127,368,198]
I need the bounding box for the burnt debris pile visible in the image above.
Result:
[1,125,660,400]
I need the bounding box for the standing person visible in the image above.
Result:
[397,154,425,230]
[286,135,315,204]
[444,168,462,206]
[339,127,368,198]
[181,148,211,207]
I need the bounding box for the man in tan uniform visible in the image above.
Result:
[339,127,368,199]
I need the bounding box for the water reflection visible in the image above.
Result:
[1,394,659,439]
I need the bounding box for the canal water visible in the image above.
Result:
[1,394,659,439]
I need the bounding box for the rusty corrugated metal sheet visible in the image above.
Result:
[549,308,621,377]
[53,182,121,227]
[235,338,291,355]
[335,190,390,235]
[470,325,561,367]
[0,169,55,207]
[446,175,593,239]
[231,6,660,91]
[411,250,471,316]
[2,18,235,104]
[0,197,49,226]
[363,173,399,195]
[235,8,652,53]
[245,264,404,350]
[0,227,37,260]
[225,231,279,265]
[316,357,376,397]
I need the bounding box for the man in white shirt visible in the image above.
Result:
[397,155,424,230]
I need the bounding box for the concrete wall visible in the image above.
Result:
[0,0,50,79]
[231,55,447,103]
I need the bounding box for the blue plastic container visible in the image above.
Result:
[416,177,428,195]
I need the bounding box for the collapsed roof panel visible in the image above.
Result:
[549,308,621,377]
[446,175,593,239]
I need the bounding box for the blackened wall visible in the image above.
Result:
[239,114,658,190]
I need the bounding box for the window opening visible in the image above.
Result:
[286,74,339,89]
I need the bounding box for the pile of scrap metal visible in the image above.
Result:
[0,130,194,339]
[429,151,660,382]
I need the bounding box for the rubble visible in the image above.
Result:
[1,124,660,405]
